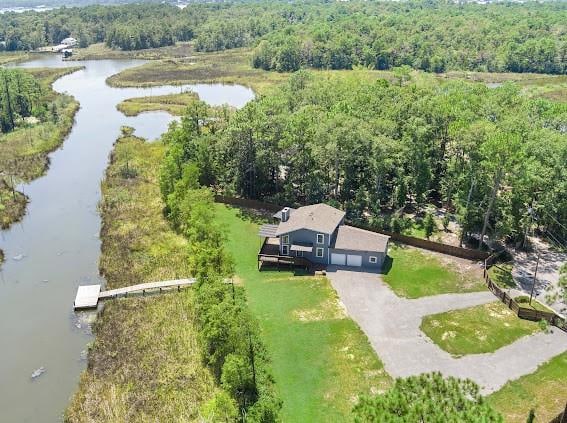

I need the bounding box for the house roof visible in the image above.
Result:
[258,224,279,238]
[273,207,296,220]
[275,203,345,236]
[332,225,390,253]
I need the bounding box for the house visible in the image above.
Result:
[258,203,390,269]
[61,37,77,47]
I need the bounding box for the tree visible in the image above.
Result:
[424,212,436,239]
[352,373,502,422]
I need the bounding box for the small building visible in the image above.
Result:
[61,37,77,47]
[258,203,389,270]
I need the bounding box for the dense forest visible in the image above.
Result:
[249,1,567,74]
[0,4,196,51]
[159,71,567,248]
[1,1,566,74]
[0,68,43,133]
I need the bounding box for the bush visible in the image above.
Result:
[353,373,502,422]
[201,391,238,422]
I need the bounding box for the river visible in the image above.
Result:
[0,55,254,422]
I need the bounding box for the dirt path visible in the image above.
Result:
[326,266,567,394]
[511,238,566,315]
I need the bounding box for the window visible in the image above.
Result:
[282,235,289,244]
[296,250,304,257]
[316,233,324,244]
[282,245,289,255]
[316,247,324,258]
[369,256,378,264]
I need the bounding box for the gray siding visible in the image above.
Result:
[279,228,330,264]
[330,248,386,269]
[279,226,389,269]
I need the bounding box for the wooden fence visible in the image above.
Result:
[549,402,567,423]
[483,255,567,333]
[217,194,567,332]
[214,195,281,212]
[215,195,489,261]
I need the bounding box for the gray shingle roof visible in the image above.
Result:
[332,225,390,253]
[275,203,345,236]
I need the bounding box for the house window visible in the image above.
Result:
[316,233,324,244]
[296,250,304,257]
[282,245,289,256]
[369,256,378,264]
[316,247,324,258]
[282,235,289,244]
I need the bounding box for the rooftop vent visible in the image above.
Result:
[281,207,290,222]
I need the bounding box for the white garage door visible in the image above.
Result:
[347,255,362,267]
[331,253,346,266]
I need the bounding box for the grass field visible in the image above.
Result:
[420,301,540,356]
[116,92,199,116]
[66,134,218,421]
[488,352,567,422]
[215,204,391,421]
[383,244,486,298]
[107,48,288,95]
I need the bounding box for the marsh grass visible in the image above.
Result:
[107,48,288,95]
[0,181,27,229]
[0,66,82,264]
[0,51,29,65]
[69,42,194,61]
[420,301,540,356]
[116,92,199,116]
[66,135,218,421]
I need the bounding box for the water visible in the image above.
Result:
[0,54,254,422]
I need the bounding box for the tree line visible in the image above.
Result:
[2,1,566,74]
[159,108,281,420]
[0,68,44,133]
[250,1,567,74]
[159,71,567,250]
[0,3,197,51]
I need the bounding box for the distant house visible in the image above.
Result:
[61,37,77,47]
[258,203,389,269]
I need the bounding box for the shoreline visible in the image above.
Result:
[0,66,83,267]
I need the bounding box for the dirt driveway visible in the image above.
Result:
[326,266,567,394]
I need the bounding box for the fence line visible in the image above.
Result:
[216,194,567,332]
[215,195,489,261]
[483,254,567,333]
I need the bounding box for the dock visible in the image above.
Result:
[73,278,196,310]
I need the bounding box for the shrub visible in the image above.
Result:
[353,373,502,422]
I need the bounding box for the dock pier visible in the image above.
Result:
[73,278,196,310]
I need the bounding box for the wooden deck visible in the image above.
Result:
[257,237,322,272]
[73,278,196,310]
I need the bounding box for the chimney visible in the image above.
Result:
[281,207,290,222]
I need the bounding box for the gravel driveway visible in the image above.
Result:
[326,266,567,394]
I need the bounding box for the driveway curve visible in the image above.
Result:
[326,266,567,394]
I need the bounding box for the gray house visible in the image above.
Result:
[258,203,389,269]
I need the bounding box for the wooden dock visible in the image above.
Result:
[73,278,196,310]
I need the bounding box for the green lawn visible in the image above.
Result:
[215,204,391,422]
[515,295,554,312]
[488,352,567,422]
[383,244,486,298]
[488,263,516,289]
[420,302,540,356]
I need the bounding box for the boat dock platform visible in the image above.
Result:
[73,278,196,310]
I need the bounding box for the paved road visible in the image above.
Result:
[326,266,567,394]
